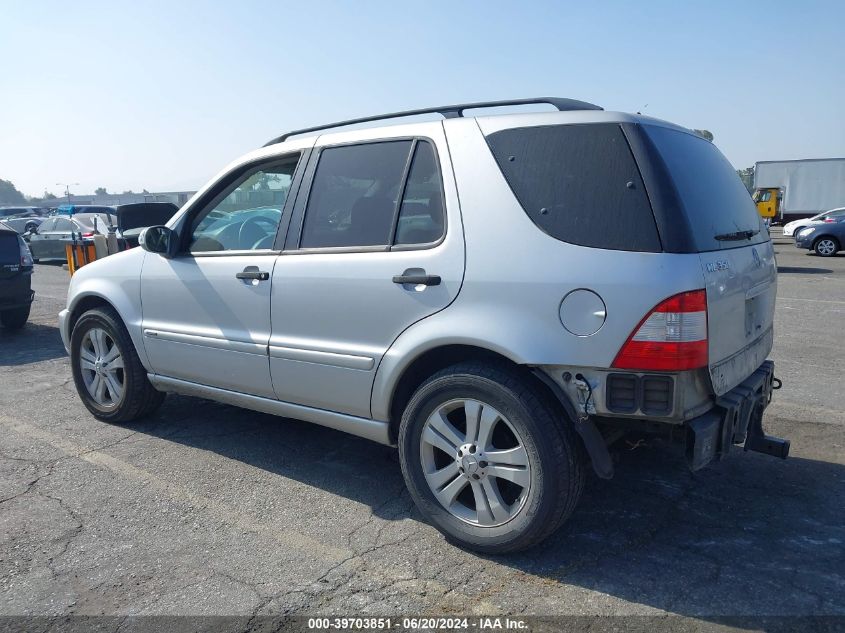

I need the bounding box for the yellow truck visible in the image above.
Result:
[752,187,781,220]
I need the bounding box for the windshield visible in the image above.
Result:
[646,125,768,252]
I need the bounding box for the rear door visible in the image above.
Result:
[269,125,464,418]
[645,125,776,394]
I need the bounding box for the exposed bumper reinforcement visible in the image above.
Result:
[686,360,789,471]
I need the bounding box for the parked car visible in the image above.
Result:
[2,216,44,237]
[794,220,845,256]
[28,213,118,262]
[0,206,45,219]
[0,221,34,329]
[782,207,845,237]
[59,98,788,553]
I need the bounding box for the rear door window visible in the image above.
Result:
[300,141,412,249]
[485,123,661,252]
[645,125,767,252]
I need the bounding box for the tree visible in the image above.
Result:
[0,179,27,204]
[42,191,58,200]
[736,166,755,194]
[95,187,108,195]
[122,190,134,195]
[693,129,714,142]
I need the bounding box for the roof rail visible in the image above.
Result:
[263,97,603,146]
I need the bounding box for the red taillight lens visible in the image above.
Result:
[18,238,34,267]
[613,290,708,371]
[81,232,94,238]
[824,218,835,223]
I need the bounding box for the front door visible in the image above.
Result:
[140,153,303,398]
[270,128,464,418]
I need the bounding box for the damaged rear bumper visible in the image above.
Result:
[686,360,789,471]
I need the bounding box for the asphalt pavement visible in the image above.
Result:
[1,229,843,628]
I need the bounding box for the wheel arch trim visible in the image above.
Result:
[66,289,151,370]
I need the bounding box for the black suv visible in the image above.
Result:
[0,221,35,329]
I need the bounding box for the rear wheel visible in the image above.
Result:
[0,305,30,330]
[70,307,164,423]
[398,362,585,553]
[814,237,839,257]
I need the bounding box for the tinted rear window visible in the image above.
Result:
[486,123,661,252]
[645,125,767,252]
[300,141,412,248]
[0,232,19,264]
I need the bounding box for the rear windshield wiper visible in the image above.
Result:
[714,229,760,241]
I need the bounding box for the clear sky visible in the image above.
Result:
[1,0,843,198]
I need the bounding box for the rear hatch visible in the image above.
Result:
[644,125,776,395]
[0,227,22,281]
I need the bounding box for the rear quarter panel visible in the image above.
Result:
[371,117,707,420]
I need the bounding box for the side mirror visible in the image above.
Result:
[139,226,178,258]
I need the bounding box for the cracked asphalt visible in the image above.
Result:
[1,228,843,626]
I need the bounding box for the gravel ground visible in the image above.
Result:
[1,228,843,629]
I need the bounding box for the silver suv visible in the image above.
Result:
[59,98,788,553]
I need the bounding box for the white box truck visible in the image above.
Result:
[753,158,845,223]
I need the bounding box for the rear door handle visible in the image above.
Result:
[236,268,270,281]
[392,271,441,286]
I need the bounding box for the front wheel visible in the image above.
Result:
[398,363,585,553]
[814,237,839,257]
[70,307,165,423]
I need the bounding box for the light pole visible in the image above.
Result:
[56,182,79,205]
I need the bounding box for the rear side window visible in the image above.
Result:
[300,140,445,249]
[486,123,661,252]
[301,141,411,249]
[645,125,767,252]
[395,142,445,245]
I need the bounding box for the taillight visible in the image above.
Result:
[18,237,34,267]
[824,218,835,223]
[612,290,708,371]
[81,232,94,238]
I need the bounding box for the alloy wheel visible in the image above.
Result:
[79,327,125,409]
[419,399,531,527]
[817,239,836,256]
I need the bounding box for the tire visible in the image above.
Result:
[70,306,165,423]
[398,362,585,553]
[814,237,839,257]
[0,305,30,330]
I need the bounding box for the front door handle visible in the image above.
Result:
[392,270,441,286]
[236,268,270,281]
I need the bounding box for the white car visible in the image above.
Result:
[783,207,845,237]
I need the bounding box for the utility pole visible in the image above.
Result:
[56,182,79,205]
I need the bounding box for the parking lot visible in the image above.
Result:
[1,229,843,624]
